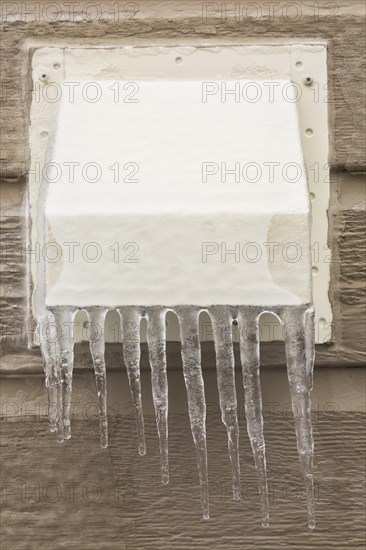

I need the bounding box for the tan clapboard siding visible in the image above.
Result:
[0,410,365,549]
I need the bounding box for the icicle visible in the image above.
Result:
[176,306,209,520]
[117,307,146,456]
[85,307,109,449]
[51,306,78,442]
[146,307,169,484]
[210,306,241,502]
[38,301,316,528]
[281,305,316,529]
[38,311,59,434]
[238,307,269,528]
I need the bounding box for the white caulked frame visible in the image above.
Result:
[29,44,331,344]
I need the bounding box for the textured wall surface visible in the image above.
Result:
[1,411,365,549]
[1,368,365,549]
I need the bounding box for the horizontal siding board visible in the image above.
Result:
[0,411,365,549]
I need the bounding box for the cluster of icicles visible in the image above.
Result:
[39,304,315,529]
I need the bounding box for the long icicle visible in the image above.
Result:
[118,307,146,456]
[51,306,78,442]
[210,306,241,502]
[85,307,109,449]
[177,306,209,519]
[281,305,316,529]
[39,311,58,434]
[146,307,169,484]
[238,306,269,527]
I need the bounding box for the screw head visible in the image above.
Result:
[303,76,314,86]
[39,73,49,83]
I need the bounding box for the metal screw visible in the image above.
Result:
[39,73,49,83]
[303,76,314,86]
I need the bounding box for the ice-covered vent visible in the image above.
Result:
[34,80,311,311]
[35,80,315,529]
